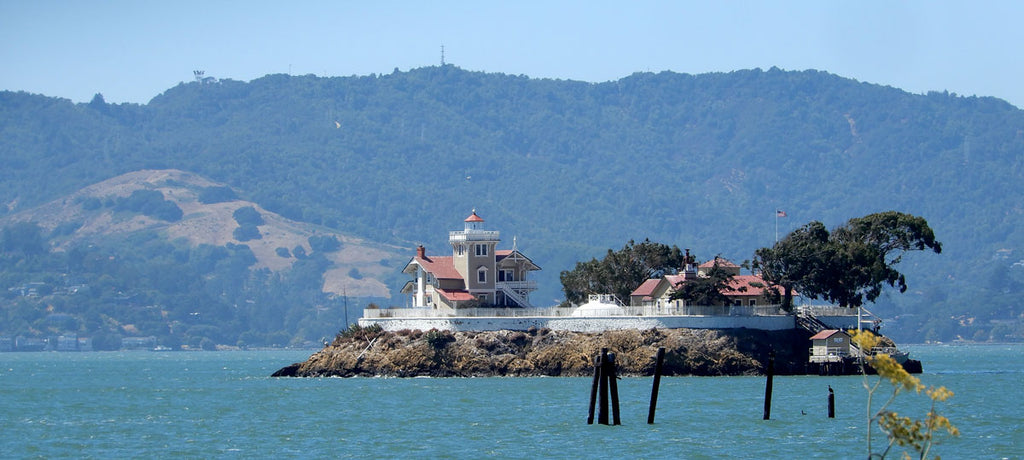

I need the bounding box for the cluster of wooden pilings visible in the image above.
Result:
[588,347,836,425]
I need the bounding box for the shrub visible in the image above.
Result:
[115,189,183,222]
[198,186,238,204]
[232,206,264,226]
[233,224,262,241]
[337,323,383,342]
[309,234,342,253]
[425,329,455,350]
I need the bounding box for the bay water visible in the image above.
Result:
[1,344,1020,458]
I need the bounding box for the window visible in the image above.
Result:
[477,268,487,283]
[477,294,487,303]
[457,245,464,256]
[749,300,756,306]
[499,269,514,282]
[476,244,488,256]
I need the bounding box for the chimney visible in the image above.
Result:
[416,245,426,259]
[682,248,697,279]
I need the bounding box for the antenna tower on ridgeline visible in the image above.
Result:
[441,45,446,66]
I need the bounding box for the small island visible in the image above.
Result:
[273,326,814,378]
[275,211,932,378]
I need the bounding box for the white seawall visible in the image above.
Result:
[358,315,798,332]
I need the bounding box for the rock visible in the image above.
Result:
[272,327,815,378]
[270,362,301,377]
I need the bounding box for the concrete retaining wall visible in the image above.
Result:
[358,314,796,333]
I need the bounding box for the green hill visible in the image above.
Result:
[1,66,1022,344]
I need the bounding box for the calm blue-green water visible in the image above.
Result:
[1,344,1020,458]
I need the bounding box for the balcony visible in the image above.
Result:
[449,230,500,242]
[496,280,538,291]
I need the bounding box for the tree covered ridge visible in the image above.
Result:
[1,66,1022,343]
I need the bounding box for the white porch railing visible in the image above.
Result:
[449,230,500,242]
[795,304,880,318]
[362,307,577,318]
[809,346,851,363]
[496,280,538,290]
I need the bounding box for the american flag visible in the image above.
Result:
[776,210,787,218]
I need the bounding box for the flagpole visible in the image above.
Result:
[774,210,786,243]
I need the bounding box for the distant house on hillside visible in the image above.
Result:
[630,255,777,309]
[400,211,540,311]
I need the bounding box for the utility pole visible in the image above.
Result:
[343,286,349,327]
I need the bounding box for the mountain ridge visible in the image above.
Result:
[1,66,1022,343]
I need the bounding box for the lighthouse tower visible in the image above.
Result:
[450,210,499,303]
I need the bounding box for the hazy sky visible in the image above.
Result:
[2,1,1022,108]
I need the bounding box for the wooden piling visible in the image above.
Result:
[762,351,774,420]
[587,354,600,424]
[648,347,666,424]
[598,348,609,425]
[827,385,835,418]
[607,352,621,426]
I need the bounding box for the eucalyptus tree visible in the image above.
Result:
[560,239,685,305]
[754,211,941,309]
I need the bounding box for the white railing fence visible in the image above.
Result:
[363,304,790,319]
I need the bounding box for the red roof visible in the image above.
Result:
[437,288,476,302]
[465,211,484,222]
[413,255,463,280]
[810,329,847,340]
[699,258,739,268]
[722,275,771,296]
[631,272,782,299]
[664,274,687,287]
[632,279,661,298]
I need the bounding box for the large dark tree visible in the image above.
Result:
[825,212,942,307]
[754,211,941,309]
[560,239,685,305]
[753,222,831,311]
[1,221,47,256]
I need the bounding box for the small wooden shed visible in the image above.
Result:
[809,329,852,363]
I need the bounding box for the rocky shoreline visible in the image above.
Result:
[272,327,814,378]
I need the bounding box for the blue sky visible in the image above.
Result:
[2,1,1022,108]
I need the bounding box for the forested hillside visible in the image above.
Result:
[1,66,1022,343]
